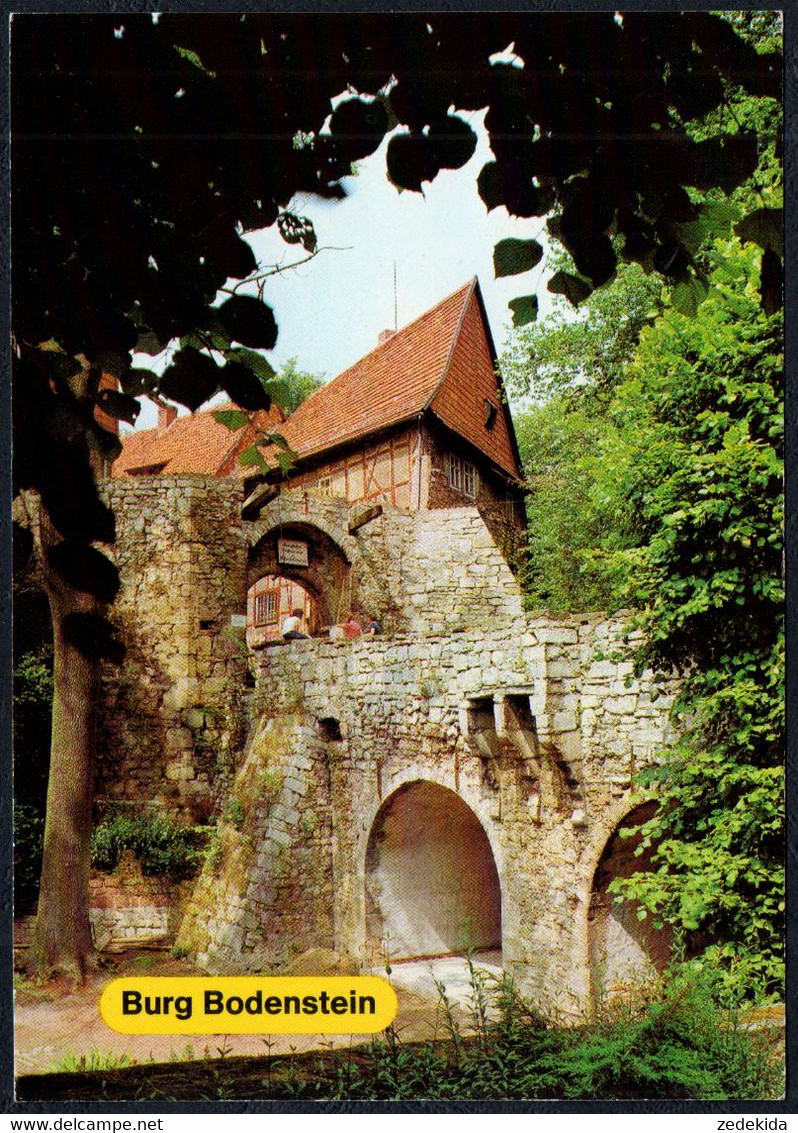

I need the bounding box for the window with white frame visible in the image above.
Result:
[446,453,478,498]
[318,474,332,497]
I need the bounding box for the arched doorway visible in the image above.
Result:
[588,802,674,998]
[365,780,501,960]
[247,574,318,646]
[248,521,353,632]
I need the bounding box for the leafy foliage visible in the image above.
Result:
[12,12,779,558]
[602,240,784,1001]
[13,645,54,710]
[505,257,660,611]
[271,356,326,415]
[503,19,783,995]
[13,645,53,910]
[91,811,209,880]
[513,403,636,611]
[502,256,663,406]
[14,803,46,913]
[508,230,783,998]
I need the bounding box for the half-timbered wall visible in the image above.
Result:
[286,425,420,509]
[276,417,525,574]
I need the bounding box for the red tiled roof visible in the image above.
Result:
[112,402,283,477]
[113,279,522,481]
[429,286,520,477]
[277,278,520,478]
[276,281,472,459]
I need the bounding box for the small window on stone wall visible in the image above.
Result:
[318,475,332,496]
[446,453,478,499]
[254,591,280,626]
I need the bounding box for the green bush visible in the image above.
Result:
[266,966,781,1100]
[91,810,209,880]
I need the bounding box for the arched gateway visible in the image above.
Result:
[588,802,674,997]
[365,780,501,960]
[247,520,352,630]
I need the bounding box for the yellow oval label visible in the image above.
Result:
[100,976,397,1035]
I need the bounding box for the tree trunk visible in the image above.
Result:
[30,556,99,982]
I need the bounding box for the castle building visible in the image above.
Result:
[113,279,526,642]
[94,280,675,1010]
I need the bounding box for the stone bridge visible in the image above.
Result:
[96,476,677,1014]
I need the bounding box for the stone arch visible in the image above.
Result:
[247,520,353,629]
[365,779,502,961]
[247,573,319,646]
[587,800,674,1001]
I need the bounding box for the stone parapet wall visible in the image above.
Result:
[88,851,193,949]
[178,615,676,1007]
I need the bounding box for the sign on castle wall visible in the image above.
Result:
[278,538,309,567]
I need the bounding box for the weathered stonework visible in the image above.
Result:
[88,851,194,949]
[97,477,248,821]
[95,477,678,1014]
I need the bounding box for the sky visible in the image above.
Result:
[131,112,557,431]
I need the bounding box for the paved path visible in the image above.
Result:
[16,951,502,1077]
[372,951,504,1021]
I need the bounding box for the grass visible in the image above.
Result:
[51,1048,133,1074]
[20,965,783,1102]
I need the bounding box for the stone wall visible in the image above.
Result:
[88,851,192,949]
[177,616,676,1008]
[96,476,249,822]
[96,478,678,1012]
[243,492,524,636]
[422,418,526,569]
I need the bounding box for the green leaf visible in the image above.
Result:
[95,389,140,425]
[259,430,292,451]
[134,327,165,356]
[158,347,220,411]
[215,296,278,350]
[675,200,741,256]
[670,274,709,317]
[428,115,477,171]
[120,368,158,396]
[224,347,275,382]
[493,238,544,278]
[735,208,782,255]
[181,331,230,353]
[547,271,592,306]
[213,409,250,431]
[508,295,538,327]
[219,361,271,411]
[477,161,504,211]
[237,446,268,469]
[386,132,437,193]
[277,212,317,253]
[329,98,389,161]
